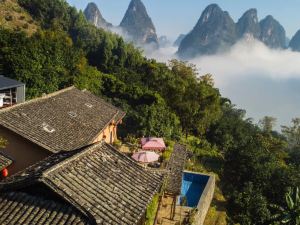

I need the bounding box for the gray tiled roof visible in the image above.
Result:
[0,192,90,225]
[0,142,163,224]
[0,87,125,153]
[0,76,24,90]
[0,152,12,171]
[165,144,187,195]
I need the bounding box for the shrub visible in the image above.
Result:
[113,139,122,149]
[22,23,29,29]
[5,15,13,21]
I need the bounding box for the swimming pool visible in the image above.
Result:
[178,172,210,207]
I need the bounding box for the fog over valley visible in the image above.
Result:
[147,39,300,129]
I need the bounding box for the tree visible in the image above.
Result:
[229,182,271,225]
[215,104,293,224]
[271,187,300,225]
[18,0,72,29]
[287,148,300,168]
[167,60,222,137]
[206,103,256,153]
[282,118,300,150]
[259,116,277,133]
[74,60,103,96]
[0,53,4,75]
[0,29,86,98]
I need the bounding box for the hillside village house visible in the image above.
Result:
[0,86,166,225]
[0,86,125,175]
[0,84,198,224]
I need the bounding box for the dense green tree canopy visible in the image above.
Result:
[282,118,300,150]
[0,29,84,98]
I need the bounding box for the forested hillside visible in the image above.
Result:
[1,1,300,224]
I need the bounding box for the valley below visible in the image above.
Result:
[147,39,300,130]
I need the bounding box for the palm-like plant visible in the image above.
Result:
[0,136,7,149]
[271,187,300,225]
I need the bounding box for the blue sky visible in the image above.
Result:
[67,0,300,39]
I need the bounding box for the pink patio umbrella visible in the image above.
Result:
[132,151,160,163]
[141,137,166,151]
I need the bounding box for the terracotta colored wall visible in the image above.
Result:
[93,124,118,144]
[0,126,51,176]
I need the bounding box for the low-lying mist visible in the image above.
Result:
[145,39,300,130]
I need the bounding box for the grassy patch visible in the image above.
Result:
[162,139,175,161]
[0,0,38,35]
[145,194,160,225]
[183,135,223,174]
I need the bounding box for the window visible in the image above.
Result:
[42,123,55,133]
[85,103,93,108]
[68,111,77,118]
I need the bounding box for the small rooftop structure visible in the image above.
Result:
[0,76,24,90]
[0,87,125,153]
[0,76,25,108]
[141,137,166,151]
[0,142,163,224]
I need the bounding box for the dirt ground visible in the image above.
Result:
[155,195,190,225]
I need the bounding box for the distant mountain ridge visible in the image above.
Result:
[236,9,260,39]
[84,0,159,47]
[120,0,159,46]
[174,34,186,47]
[178,4,237,58]
[259,15,286,49]
[178,4,289,58]
[289,30,300,51]
[83,1,300,57]
[84,2,112,30]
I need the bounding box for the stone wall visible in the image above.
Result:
[192,173,215,225]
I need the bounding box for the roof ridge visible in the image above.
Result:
[42,142,105,176]
[0,86,75,113]
[42,142,138,177]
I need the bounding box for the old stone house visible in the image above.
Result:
[0,87,125,175]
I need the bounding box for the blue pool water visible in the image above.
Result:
[178,172,209,207]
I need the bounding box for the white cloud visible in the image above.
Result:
[145,45,178,62]
[190,39,300,86]
[144,38,300,129]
